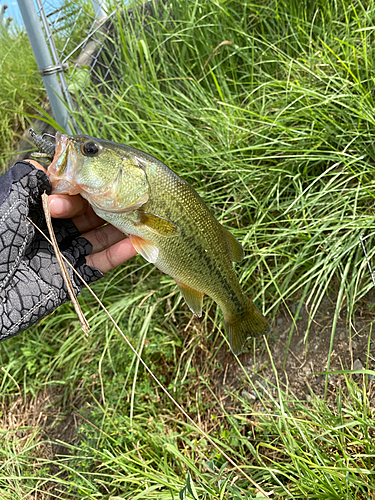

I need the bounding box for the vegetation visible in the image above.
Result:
[0,24,44,169]
[1,0,375,498]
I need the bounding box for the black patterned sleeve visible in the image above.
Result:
[0,162,103,341]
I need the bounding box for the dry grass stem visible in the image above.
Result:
[41,192,89,335]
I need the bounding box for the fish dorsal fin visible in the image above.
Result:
[136,211,179,237]
[129,234,159,263]
[222,227,244,262]
[175,280,204,317]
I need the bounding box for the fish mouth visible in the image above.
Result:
[38,130,150,213]
[47,133,119,201]
[47,133,84,195]
[29,128,82,194]
[46,133,147,211]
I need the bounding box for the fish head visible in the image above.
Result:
[48,132,150,212]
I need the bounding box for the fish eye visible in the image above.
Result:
[81,141,100,157]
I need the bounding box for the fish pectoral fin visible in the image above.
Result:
[175,281,204,317]
[222,227,244,263]
[136,211,179,237]
[129,234,159,264]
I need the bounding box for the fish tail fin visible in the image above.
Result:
[224,299,269,355]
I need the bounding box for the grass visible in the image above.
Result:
[0,24,45,170]
[2,0,375,498]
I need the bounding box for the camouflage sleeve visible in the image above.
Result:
[0,162,103,341]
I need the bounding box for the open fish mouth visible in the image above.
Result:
[31,129,151,211]
[47,132,85,195]
[29,128,56,158]
[29,128,83,195]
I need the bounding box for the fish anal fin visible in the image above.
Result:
[129,234,159,264]
[224,300,269,355]
[176,281,204,317]
[222,227,244,262]
[136,211,179,237]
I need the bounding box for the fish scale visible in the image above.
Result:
[30,129,269,355]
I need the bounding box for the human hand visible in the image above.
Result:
[0,161,137,341]
[26,160,137,274]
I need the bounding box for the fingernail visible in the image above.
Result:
[49,197,69,216]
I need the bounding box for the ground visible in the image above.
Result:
[258,292,375,401]
[2,288,375,496]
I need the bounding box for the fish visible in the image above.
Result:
[29,128,269,355]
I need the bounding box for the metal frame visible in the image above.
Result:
[17,0,109,134]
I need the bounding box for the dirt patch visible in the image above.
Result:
[162,288,375,425]
[221,290,375,407]
[2,387,78,441]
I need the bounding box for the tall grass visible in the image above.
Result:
[0,24,44,170]
[2,0,375,498]
[72,0,375,335]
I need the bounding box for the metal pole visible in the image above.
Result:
[91,0,108,20]
[34,0,77,130]
[17,0,74,134]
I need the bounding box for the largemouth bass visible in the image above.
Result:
[30,129,268,354]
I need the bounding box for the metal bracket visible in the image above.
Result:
[40,63,68,76]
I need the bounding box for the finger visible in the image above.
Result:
[23,160,92,222]
[71,204,106,233]
[82,224,126,254]
[85,237,137,274]
[23,160,46,172]
[49,194,88,219]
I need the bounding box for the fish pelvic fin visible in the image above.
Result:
[175,281,204,317]
[224,300,269,355]
[129,234,159,263]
